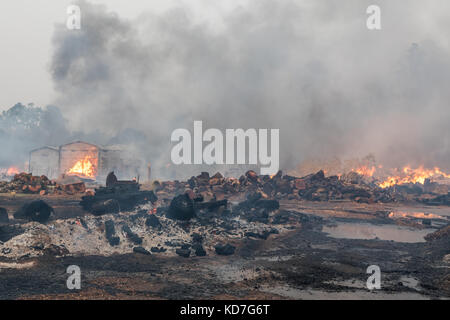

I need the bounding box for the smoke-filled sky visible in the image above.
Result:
[1,0,450,174]
[0,0,249,110]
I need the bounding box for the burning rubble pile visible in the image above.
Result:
[0,167,20,180]
[0,173,86,195]
[153,169,450,205]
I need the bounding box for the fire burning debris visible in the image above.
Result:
[291,157,450,189]
[0,167,21,179]
[6,167,20,176]
[344,164,450,189]
[378,166,450,188]
[351,165,378,177]
[67,157,97,179]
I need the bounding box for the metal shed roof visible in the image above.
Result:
[29,146,59,153]
[59,141,101,149]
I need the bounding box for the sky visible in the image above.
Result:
[0,0,248,110]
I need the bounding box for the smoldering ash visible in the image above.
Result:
[171,121,279,175]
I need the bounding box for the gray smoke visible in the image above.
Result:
[50,0,450,178]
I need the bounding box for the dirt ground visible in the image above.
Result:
[0,194,449,300]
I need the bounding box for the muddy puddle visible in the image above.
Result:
[261,284,431,300]
[322,222,435,243]
[389,210,448,225]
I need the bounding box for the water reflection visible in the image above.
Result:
[322,223,435,243]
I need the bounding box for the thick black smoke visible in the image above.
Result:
[49,0,450,177]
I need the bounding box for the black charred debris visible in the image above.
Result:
[422,193,450,206]
[80,174,158,215]
[105,220,120,246]
[14,200,54,223]
[0,207,9,224]
[151,246,167,253]
[176,248,191,258]
[133,246,151,255]
[145,214,161,229]
[77,173,289,257]
[122,224,143,245]
[215,243,236,256]
[163,188,286,228]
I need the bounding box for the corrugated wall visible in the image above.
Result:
[29,142,143,181]
[29,148,59,179]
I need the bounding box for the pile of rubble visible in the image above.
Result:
[0,173,86,195]
[1,169,321,259]
[0,193,309,259]
[425,225,450,242]
[154,170,401,205]
[422,193,450,206]
[0,200,56,225]
[80,178,158,215]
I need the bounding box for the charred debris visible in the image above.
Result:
[2,169,450,226]
[0,169,449,260]
[154,169,450,206]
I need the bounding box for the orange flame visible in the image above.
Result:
[352,166,376,177]
[68,157,96,178]
[378,166,450,188]
[6,166,20,176]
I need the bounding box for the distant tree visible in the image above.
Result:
[0,103,43,131]
[0,103,70,167]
